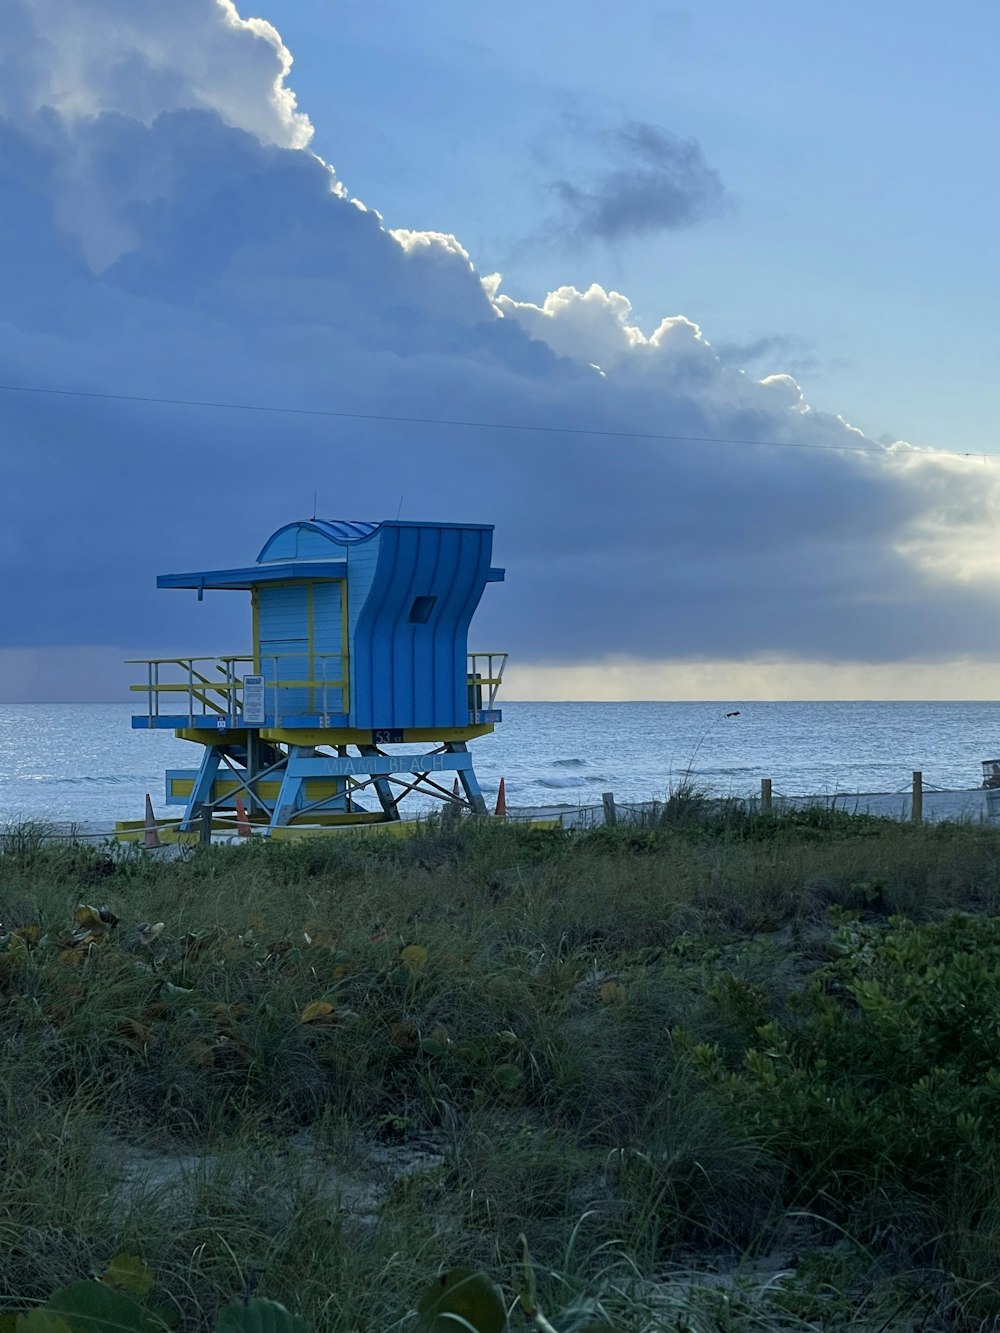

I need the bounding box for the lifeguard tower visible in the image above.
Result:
[122,519,506,838]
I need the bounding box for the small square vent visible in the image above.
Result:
[408,595,437,623]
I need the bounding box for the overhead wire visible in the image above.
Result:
[0,381,993,463]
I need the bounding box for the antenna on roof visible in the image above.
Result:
[311,490,318,520]
[395,494,404,520]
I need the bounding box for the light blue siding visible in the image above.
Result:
[258,584,310,716]
[313,580,345,714]
[258,528,298,561]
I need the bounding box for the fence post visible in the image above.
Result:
[912,771,923,825]
[602,791,618,828]
[199,807,213,845]
[760,778,772,813]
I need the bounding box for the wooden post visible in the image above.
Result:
[199,807,213,845]
[912,771,923,825]
[602,791,618,828]
[760,778,772,813]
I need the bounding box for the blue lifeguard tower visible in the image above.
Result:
[123,519,506,837]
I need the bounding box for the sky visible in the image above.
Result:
[2,0,1000,702]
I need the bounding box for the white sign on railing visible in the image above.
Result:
[242,675,266,726]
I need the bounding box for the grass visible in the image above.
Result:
[4,811,1000,1328]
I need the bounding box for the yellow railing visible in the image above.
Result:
[129,650,505,725]
[467,652,507,711]
[128,654,349,725]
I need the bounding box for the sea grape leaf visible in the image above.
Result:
[102,1255,155,1298]
[416,1269,507,1333]
[400,944,429,972]
[303,929,337,948]
[493,1064,524,1091]
[214,1299,307,1333]
[15,1311,74,1333]
[392,1021,420,1050]
[298,1001,337,1026]
[74,905,118,932]
[599,980,626,1005]
[46,1281,158,1333]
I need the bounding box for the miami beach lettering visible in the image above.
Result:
[292,754,464,777]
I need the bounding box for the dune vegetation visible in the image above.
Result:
[3,806,1000,1330]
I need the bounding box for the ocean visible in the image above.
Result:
[1,700,998,830]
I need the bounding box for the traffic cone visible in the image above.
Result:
[494,777,507,819]
[143,794,161,849]
[452,777,461,799]
[235,795,251,838]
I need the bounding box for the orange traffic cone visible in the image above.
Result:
[452,777,461,799]
[235,795,252,838]
[494,777,507,819]
[143,794,161,849]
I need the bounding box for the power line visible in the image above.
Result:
[0,380,990,462]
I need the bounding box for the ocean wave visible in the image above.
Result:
[550,758,588,769]
[24,774,139,786]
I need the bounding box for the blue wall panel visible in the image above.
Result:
[348,523,495,729]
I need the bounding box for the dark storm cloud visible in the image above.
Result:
[549,120,726,242]
[1,0,998,689]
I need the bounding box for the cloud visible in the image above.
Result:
[713,334,821,380]
[548,119,726,243]
[1,0,1000,701]
[2,0,311,148]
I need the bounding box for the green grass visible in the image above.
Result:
[4,812,1000,1329]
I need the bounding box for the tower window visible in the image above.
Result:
[409,595,437,623]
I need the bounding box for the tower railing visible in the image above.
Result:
[129,650,506,727]
[467,652,507,712]
[128,653,349,727]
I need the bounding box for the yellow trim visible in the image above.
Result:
[168,776,349,803]
[175,728,250,745]
[306,581,315,711]
[115,814,562,844]
[341,580,350,715]
[267,817,561,841]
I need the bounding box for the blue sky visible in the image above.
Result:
[2,0,1000,702]
[272,0,1000,453]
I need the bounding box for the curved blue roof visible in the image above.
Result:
[257,519,379,561]
[302,520,381,545]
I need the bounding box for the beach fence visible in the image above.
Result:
[7,767,1000,849]
[510,770,997,830]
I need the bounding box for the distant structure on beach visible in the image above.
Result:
[124,518,506,838]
